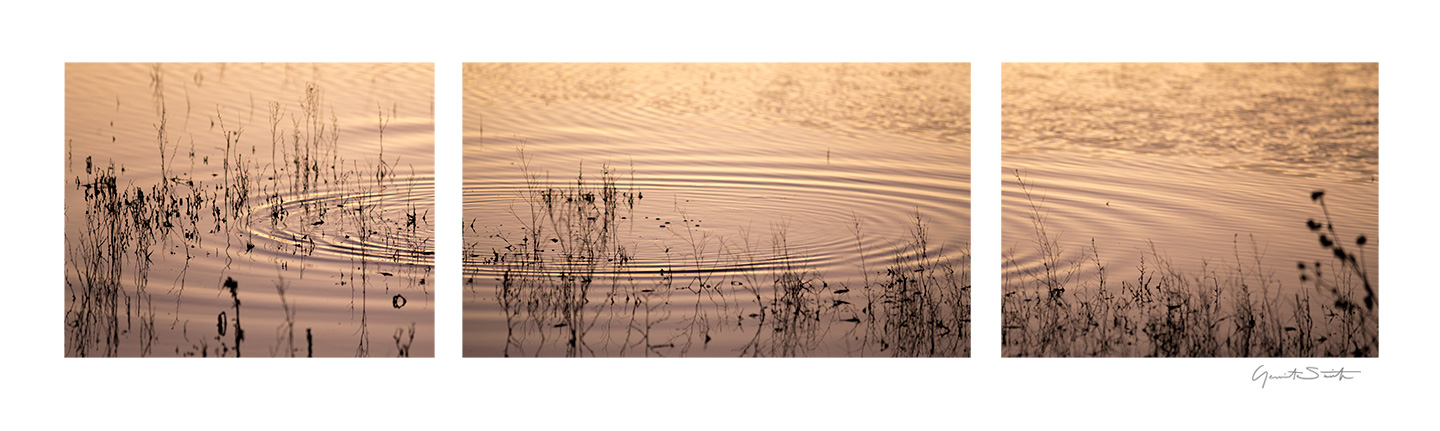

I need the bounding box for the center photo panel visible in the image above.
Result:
[462,63,971,357]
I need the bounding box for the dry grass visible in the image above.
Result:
[1002,170,1377,357]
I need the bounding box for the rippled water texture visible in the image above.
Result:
[464,63,970,357]
[1002,63,1378,357]
[65,63,434,357]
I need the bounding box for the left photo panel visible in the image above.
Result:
[64,63,435,357]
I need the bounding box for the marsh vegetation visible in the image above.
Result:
[463,64,971,357]
[1002,172,1377,357]
[465,150,970,357]
[1001,63,1379,358]
[65,63,434,357]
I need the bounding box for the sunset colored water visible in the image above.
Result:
[65,63,434,357]
[1001,63,1378,357]
[463,63,971,356]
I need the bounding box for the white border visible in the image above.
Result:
[5,1,1436,429]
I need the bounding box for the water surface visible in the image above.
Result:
[65,63,434,357]
[1002,63,1378,357]
[464,63,970,357]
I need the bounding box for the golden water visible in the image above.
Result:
[64,63,434,357]
[463,63,971,357]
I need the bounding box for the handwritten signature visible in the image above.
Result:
[1252,365,1360,388]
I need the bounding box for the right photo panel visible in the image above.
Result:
[1001,63,1378,357]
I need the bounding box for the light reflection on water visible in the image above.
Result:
[1004,63,1378,179]
[1001,63,1378,357]
[464,63,971,357]
[64,63,434,357]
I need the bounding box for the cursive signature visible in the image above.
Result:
[1252,365,1360,388]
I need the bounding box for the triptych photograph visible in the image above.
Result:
[16,4,1432,429]
[64,62,1377,359]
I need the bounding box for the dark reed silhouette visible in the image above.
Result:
[1002,171,1377,357]
[465,149,970,357]
[66,68,431,357]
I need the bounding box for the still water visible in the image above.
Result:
[1001,63,1378,357]
[65,63,434,357]
[463,63,970,357]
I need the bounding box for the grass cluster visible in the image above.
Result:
[465,148,970,357]
[66,72,430,357]
[1001,171,1377,357]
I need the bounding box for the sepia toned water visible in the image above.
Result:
[65,63,434,357]
[1001,63,1379,356]
[463,63,970,357]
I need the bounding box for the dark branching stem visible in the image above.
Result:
[1305,191,1376,311]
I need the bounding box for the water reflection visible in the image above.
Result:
[464,63,970,357]
[468,152,970,357]
[1001,64,1378,357]
[65,63,434,357]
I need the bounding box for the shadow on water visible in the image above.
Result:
[1001,170,1377,357]
[67,160,158,357]
[65,66,431,357]
[465,148,970,357]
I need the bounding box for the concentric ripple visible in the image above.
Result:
[247,175,435,266]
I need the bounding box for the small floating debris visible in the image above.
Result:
[380,272,394,276]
